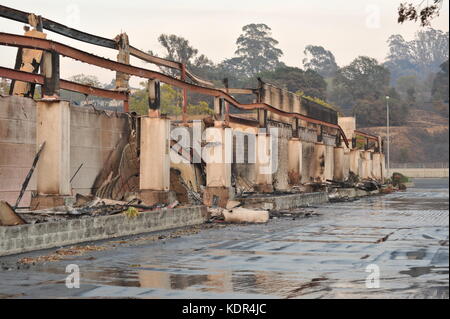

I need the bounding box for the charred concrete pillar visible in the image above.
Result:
[31,100,71,209]
[203,123,233,207]
[360,151,372,179]
[349,149,360,176]
[11,29,47,97]
[343,149,351,180]
[139,117,174,205]
[255,133,273,193]
[372,153,382,181]
[301,141,315,184]
[288,138,302,185]
[310,143,326,182]
[380,153,387,181]
[333,147,345,181]
[115,33,130,92]
[324,145,334,182]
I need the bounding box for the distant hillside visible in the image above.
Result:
[360,109,449,163]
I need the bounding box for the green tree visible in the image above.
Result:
[302,45,338,78]
[432,60,449,102]
[432,59,449,117]
[384,29,449,84]
[234,23,283,77]
[259,66,327,100]
[61,74,104,105]
[129,83,212,116]
[398,0,443,26]
[334,56,390,102]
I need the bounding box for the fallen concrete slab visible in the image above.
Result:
[238,192,328,211]
[223,207,269,224]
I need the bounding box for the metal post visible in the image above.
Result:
[386,96,390,179]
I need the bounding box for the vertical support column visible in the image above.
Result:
[372,153,382,181]
[310,143,325,182]
[214,96,225,121]
[181,64,188,125]
[41,51,60,98]
[31,100,71,209]
[343,150,351,180]
[333,147,345,181]
[115,33,130,91]
[380,153,387,181]
[139,117,174,205]
[257,109,267,128]
[203,124,233,207]
[360,151,372,179]
[349,149,360,175]
[324,145,335,181]
[255,133,274,193]
[115,33,130,112]
[288,138,302,185]
[11,28,47,97]
[147,79,161,117]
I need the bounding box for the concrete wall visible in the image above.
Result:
[0,96,131,205]
[0,206,207,257]
[0,96,36,206]
[240,192,328,211]
[70,107,130,195]
[390,168,449,178]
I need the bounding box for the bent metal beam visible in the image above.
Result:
[0,4,213,87]
[0,66,128,101]
[0,32,350,147]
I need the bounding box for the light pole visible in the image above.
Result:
[386,96,390,179]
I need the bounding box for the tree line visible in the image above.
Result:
[57,23,449,127]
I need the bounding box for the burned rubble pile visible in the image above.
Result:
[0,195,180,226]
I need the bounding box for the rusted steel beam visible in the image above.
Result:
[220,88,255,95]
[0,5,213,87]
[0,32,350,147]
[354,130,379,142]
[229,115,260,127]
[0,66,128,101]
[184,69,214,87]
[0,5,117,49]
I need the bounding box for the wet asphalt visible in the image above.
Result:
[0,178,448,299]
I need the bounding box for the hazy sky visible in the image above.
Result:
[1,0,448,86]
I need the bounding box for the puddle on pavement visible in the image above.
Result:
[1,179,448,298]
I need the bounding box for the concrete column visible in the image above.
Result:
[310,143,325,182]
[372,153,382,180]
[360,151,372,179]
[301,141,315,183]
[333,147,345,181]
[343,150,350,180]
[380,153,387,180]
[205,127,231,188]
[140,117,174,205]
[349,149,360,175]
[31,100,71,209]
[255,133,273,192]
[288,138,302,185]
[214,97,222,117]
[324,145,334,181]
[203,124,233,207]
